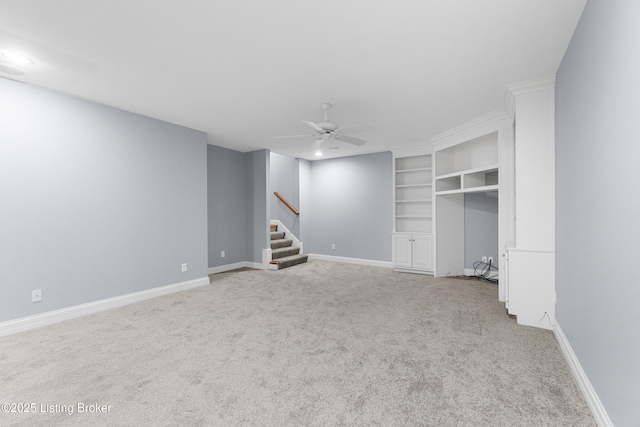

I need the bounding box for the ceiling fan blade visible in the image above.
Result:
[337,124,375,134]
[302,120,325,133]
[334,134,367,146]
[274,133,316,139]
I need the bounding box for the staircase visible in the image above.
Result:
[269,223,308,269]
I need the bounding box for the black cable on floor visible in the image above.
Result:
[473,260,499,284]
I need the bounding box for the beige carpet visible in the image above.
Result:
[1,260,595,426]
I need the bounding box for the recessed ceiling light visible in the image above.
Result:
[1,51,34,65]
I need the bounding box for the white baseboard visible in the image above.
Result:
[207,261,266,274]
[554,322,613,427]
[393,267,433,276]
[0,276,210,338]
[246,261,267,270]
[308,253,392,269]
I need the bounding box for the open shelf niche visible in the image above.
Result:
[430,112,514,300]
[434,132,499,194]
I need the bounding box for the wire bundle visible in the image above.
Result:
[473,260,499,284]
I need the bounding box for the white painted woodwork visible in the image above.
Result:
[504,76,556,329]
[411,234,434,270]
[391,146,434,274]
[434,193,465,277]
[507,248,555,330]
[430,111,514,301]
[392,233,433,273]
[508,77,556,249]
[393,234,413,268]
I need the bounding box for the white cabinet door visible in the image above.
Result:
[412,234,433,270]
[392,234,412,268]
[393,233,433,272]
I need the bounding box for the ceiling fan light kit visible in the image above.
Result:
[313,140,323,157]
[275,103,374,157]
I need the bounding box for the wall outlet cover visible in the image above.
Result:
[32,289,42,302]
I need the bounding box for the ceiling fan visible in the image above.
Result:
[275,103,374,156]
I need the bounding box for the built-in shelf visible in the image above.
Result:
[393,150,434,272]
[434,165,498,195]
[396,167,431,173]
[395,217,432,233]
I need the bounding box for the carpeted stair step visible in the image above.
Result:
[269,253,309,269]
[271,246,301,259]
[270,238,293,250]
[270,231,285,240]
[268,223,307,269]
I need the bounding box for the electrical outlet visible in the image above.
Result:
[331,244,335,250]
[181,263,188,273]
[481,256,488,263]
[32,289,42,303]
[221,250,225,258]
[488,256,494,264]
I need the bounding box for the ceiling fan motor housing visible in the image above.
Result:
[317,121,338,132]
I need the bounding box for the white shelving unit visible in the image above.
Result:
[392,147,433,274]
[435,165,499,195]
[430,112,514,299]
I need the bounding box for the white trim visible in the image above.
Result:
[554,323,613,427]
[262,247,272,268]
[309,253,392,269]
[506,247,555,254]
[207,261,266,274]
[392,145,430,158]
[503,75,556,118]
[245,261,266,270]
[429,110,512,150]
[0,276,210,338]
[505,75,556,97]
[393,267,433,276]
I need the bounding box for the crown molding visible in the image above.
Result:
[504,75,556,114]
[429,110,512,150]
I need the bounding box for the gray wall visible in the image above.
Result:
[464,192,498,269]
[269,152,300,237]
[207,145,246,267]
[555,0,640,425]
[307,152,393,261]
[299,159,312,243]
[0,77,208,323]
[245,150,269,263]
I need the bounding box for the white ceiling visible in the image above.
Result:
[0,0,586,161]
